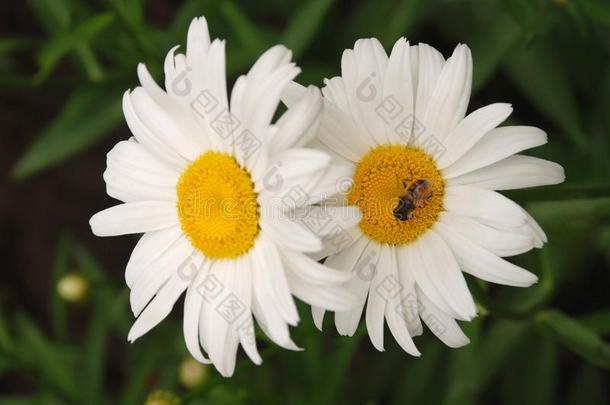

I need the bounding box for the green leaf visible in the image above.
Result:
[471,14,521,91]
[51,233,71,341]
[577,309,610,336]
[12,86,123,180]
[580,0,610,26]
[527,197,610,225]
[28,0,71,33]
[13,314,78,401]
[479,319,529,388]
[536,310,610,369]
[503,40,588,151]
[379,0,429,47]
[0,37,38,55]
[35,13,114,83]
[220,1,270,57]
[281,0,336,58]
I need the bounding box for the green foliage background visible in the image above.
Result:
[1,0,610,403]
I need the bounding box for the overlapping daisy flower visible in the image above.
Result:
[283,39,565,354]
[89,17,361,376]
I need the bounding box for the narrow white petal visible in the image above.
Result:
[321,76,350,114]
[129,87,206,161]
[280,80,307,108]
[436,220,538,287]
[183,260,212,363]
[260,215,323,253]
[443,126,548,178]
[439,211,535,257]
[330,236,375,336]
[122,91,187,169]
[366,243,391,351]
[444,185,530,229]
[251,235,299,326]
[417,287,470,348]
[343,38,389,145]
[285,268,359,312]
[448,155,565,190]
[382,38,414,144]
[383,246,421,355]
[270,86,322,155]
[436,103,513,168]
[90,201,178,237]
[129,236,193,315]
[281,250,353,285]
[125,226,183,288]
[128,272,189,342]
[413,43,445,123]
[413,230,477,321]
[311,306,326,330]
[395,245,423,336]
[422,44,472,142]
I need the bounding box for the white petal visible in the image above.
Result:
[198,260,238,377]
[311,306,326,331]
[342,39,389,145]
[448,155,565,190]
[329,236,376,336]
[316,100,372,162]
[417,287,470,348]
[412,43,445,123]
[104,168,176,203]
[443,126,548,178]
[436,103,513,168]
[128,272,189,342]
[90,201,178,237]
[293,205,361,241]
[122,91,187,169]
[435,220,538,287]
[125,226,183,288]
[257,148,331,194]
[129,235,194,316]
[106,140,179,186]
[444,185,530,229]
[183,260,212,363]
[281,250,353,285]
[232,255,262,365]
[382,246,421,355]
[395,245,423,336]
[439,211,535,257]
[412,230,477,321]
[129,87,205,161]
[251,235,299,326]
[382,38,414,144]
[322,76,350,114]
[285,267,359,312]
[421,44,472,142]
[366,243,392,351]
[260,215,323,253]
[280,80,307,108]
[270,86,322,155]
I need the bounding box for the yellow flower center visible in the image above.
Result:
[177,151,259,259]
[348,144,444,245]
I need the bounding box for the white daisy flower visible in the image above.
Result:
[89,17,360,376]
[283,38,565,354]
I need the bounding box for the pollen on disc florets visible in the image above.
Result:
[347,144,444,245]
[177,151,259,259]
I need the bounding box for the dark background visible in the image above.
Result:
[1,0,610,404]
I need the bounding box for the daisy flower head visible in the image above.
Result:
[283,38,565,354]
[89,17,361,376]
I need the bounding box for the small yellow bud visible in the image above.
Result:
[56,273,88,303]
[144,390,181,405]
[178,357,207,389]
